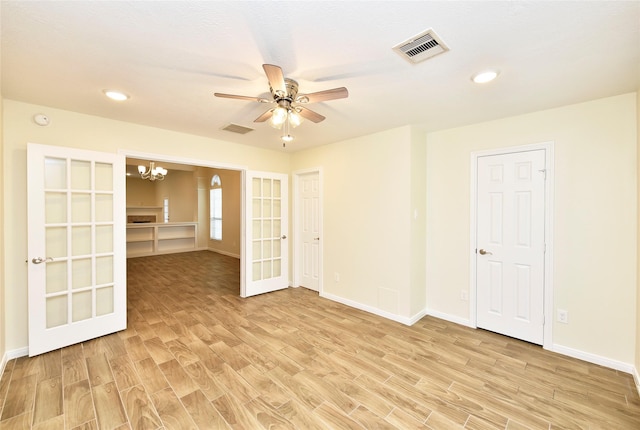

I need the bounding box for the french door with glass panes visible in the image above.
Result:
[27,143,126,356]
[243,171,289,297]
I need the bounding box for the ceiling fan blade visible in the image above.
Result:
[297,106,325,123]
[214,93,272,103]
[296,87,349,104]
[254,109,274,123]
[262,64,286,95]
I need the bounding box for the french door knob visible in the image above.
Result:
[281,235,287,239]
[478,249,492,255]
[32,257,54,264]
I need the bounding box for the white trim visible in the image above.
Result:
[469,142,554,350]
[119,149,248,172]
[292,168,324,294]
[1,347,30,374]
[425,308,474,328]
[320,292,425,326]
[633,366,640,397]
[551,344,635,375]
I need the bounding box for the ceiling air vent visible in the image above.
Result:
[392,28,449,64]
[221,123,254,134]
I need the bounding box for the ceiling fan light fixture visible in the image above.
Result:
[281,134,294,143]
[270,106,288,128]
[288,110,303,128]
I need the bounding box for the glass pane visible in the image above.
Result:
[72,258,92,289]
[46,295,68,328]
[262,220,272,239]
[96,225,113,253]
[96,286,114,316]
[273,239,281,258]
[263,240,272,259]
[46,227,67,258]
[273,179,281,198]
[70,160,91,190]
[252,261,261,281]
[96,256,113,285]
[45,192,67,224]
[72,291,92,322]
[95,163,113,191]
[262,199,271,218]
[273,199,281,218]
[252,198,261,218]
[273,259,281,277]
[262,179,271,198]
[95,194,113,222]
[263,261,272,279]
[273,219,281,238]
[252,178,261,197]
[252,240,261,260]
[44,157,66,189]
[71,193,91,223]
[72,226,91,256]
[46,261,67,294]
[252,220,261,240]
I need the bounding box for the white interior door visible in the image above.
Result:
[243,171,289,297]
[476,149,546,345]
[299,172,320,291]
[27,143,127,356]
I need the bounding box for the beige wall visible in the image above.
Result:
[206,168,241,258]
[3,99,290,351]
[0,93,5,365]
[291,126,426,321]
[155,170,197,222]
[637,90,640,384]
[426,93,637,364]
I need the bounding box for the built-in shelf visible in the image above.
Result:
[126,222,197,257]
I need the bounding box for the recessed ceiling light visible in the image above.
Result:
[103,90,130,101]
[471,70,499,84]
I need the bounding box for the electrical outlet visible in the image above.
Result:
[334,272,340,282]
[557,309,569,324]
[460,290,469,301]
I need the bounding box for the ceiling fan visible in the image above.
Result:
[214,64,348,143]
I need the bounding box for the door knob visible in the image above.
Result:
[32,257,54,264]
[281,235,287,240]
[478,249,492,255]
[314,237,320,241]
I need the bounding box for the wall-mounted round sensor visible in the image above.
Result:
[33,114,50,126]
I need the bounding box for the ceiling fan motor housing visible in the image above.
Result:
[271,78,299,102]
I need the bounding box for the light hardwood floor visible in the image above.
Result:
[1,251,639,429]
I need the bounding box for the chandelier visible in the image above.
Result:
[137,162,167,181]
[268,103,303,145]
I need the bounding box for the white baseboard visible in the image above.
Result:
[551,344,635,374]
[633,366,640,397]
[1,347,29,376]
[425,308,474,328]
[207,248,240,259]
[320,292,425,326]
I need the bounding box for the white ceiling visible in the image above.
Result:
[2,1,639,152]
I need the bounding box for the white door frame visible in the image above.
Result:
[292,167,323,293]
[469,142,554,350]
[120,150,249,293]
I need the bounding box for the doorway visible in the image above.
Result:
[470,143,554,348]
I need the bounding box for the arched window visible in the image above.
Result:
[210,175,222,240]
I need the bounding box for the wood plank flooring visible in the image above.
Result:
[1,250,639,429]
